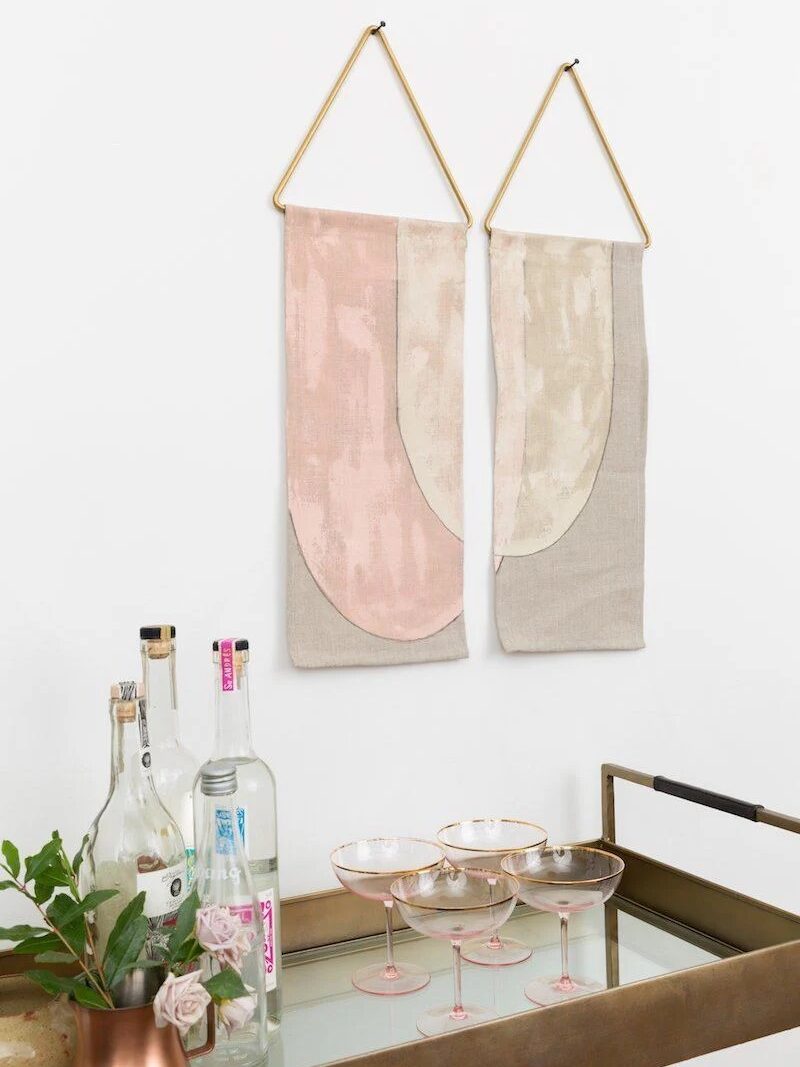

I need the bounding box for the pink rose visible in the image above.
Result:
[153,972,211,1037]
[196,905,256,972]
[218,992,257,1035]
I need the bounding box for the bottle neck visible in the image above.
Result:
[141,642,180,747]
[109,703,154,800]
[212,657,256,759]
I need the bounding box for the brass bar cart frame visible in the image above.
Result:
[4,764,800,1066]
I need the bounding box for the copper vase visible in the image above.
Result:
[72,999,215,1067]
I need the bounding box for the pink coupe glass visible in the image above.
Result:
[330,837,444,995]
[502,845,625,1005]
[391,867,519,1035]
[437,818,547,966]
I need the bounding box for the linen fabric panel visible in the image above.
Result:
[285,206,467,667]
[491,232,648,651]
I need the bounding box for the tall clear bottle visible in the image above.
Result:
[195,760,268,1066]
[140,625,198,881]
[85,681,188,959]
[194,639,281,1031]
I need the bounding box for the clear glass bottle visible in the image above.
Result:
[84,681,188,959]
[195,760,269,1066]
[140,625,198,881]
[194,639,281,1031]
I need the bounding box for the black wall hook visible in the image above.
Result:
[564,58,580,71]
[371,21,386,34]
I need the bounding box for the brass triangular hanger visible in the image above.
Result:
[273,22,473,227]
[484,59,651,247]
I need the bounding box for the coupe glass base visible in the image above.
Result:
[351,961,430,996]
[524,975,604,1006]
[416,1004,498,1036]
[461,935,532,967]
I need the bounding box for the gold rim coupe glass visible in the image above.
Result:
[391,867,519,1035]
[501,845,624,1005]
[437,818,547,966]
[330,837,444,995]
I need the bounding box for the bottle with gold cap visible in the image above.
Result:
[140,625,198,881]
[84,681,188,960]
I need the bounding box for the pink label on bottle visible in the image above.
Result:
[230,891,276,992]
[220,639,236,692]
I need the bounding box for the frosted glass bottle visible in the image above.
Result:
[194,760,268,1066]
[84,681,188,959]
[140,625,198,881]
[195,639,282,1031]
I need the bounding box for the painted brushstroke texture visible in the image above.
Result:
[495,241,647,652]
[287,517,467,667]
[285,206,463,642]
[492,231,614,557]
[396,218,465,539]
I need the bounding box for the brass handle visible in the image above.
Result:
[187,1001,216,1060]
[602,763,800,844]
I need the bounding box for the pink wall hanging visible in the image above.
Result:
[274,24,473,667]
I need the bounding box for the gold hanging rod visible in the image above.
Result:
[273,22,473,228]
[484,58,651,247]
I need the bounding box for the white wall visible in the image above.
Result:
[1,1,799,1059]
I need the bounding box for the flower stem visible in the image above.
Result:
[58,844,110,993]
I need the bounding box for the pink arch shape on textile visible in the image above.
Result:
[285,207,463,642]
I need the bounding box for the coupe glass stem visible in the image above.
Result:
[383,900,398,980]
[486,876,502,950]
[556,912,576,993]
[450,941,466,1020]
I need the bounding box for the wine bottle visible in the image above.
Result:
[140,625,198,881]
[85,681,188,959]
[195,639,282,1031]
[195,759,269,1065]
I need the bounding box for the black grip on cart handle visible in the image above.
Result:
[653,776,764,821]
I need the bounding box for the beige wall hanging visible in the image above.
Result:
[274,24,472,668]
[486,60,651,653]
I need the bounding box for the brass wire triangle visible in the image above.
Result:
[273,23,472,227]
[484,60,651,247]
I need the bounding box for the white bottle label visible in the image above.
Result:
[136,862,187,918]
[230,890,277,992]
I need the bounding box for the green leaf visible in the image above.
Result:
[167,888,199,958]
[34,951,77,964]
[1,841,20,879]
[102,892,145,967]
[13,933,64,956]
[104,915,148,989]
[23,970,77,998]
[72,835,89,877]
[43,895,88,956]
[47,889,116,928]
[203,968,248,1002]
[0,880,18,891]
[35,869,72,892]
[33,880,56,906]
[24,838,63,884]
[0,925,49,941]
[71,982,109,1009]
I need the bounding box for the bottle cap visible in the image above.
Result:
[110,680,143,722]
[110,680,144,701]
[212,639,249,652]
[200,759,238,797]
[140,625,176,640]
